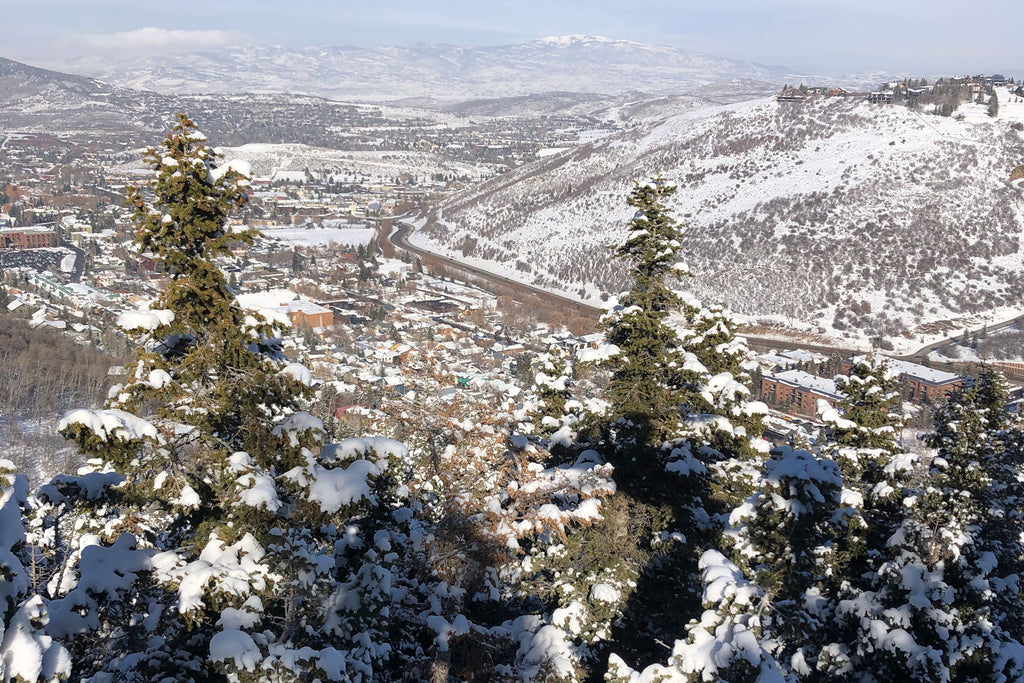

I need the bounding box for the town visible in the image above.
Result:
[3,73,1023,484]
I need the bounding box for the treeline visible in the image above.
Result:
[0,311,120,479]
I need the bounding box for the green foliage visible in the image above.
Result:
[832,355,904,454]
[604,180,691,452]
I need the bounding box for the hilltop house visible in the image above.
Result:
[776,87,808,103]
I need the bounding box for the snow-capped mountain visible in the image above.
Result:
[59,36,797,101]
[414,93,1024,348]
[0,57,156,132]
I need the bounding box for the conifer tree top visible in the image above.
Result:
[127,113,255,276]
[617,179,689,308]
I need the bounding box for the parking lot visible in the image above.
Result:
[0,247,76,275]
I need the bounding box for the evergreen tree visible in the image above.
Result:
[832,371,1024,681]
[603,179,691,455]
[531,344,573,433]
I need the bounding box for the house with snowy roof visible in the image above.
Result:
[776,87,808,102]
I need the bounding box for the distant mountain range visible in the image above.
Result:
[46,35,869,102]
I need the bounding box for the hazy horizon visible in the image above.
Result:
[6,1,1022,79]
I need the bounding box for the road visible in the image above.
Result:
[906,313,1024,361]
[386,217,1021,374]
[388,219,604,319]
[60,239,86,283]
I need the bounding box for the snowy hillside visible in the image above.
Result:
[0,56,150,131]
[416,91,1024,348]
[60,36,797,101]
[115,143,492,184]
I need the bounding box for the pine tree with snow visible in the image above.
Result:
[821,355,908,562]
[726,446,849,675]
[602,179,691,456]
[828,370,1024,682]
[595,184,777,675]
[29,113,334,680]
[532,344,573,431]
[5,115,460,682]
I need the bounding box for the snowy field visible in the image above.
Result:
[257,225,375,247]
[213,143,487,183]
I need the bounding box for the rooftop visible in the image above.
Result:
[853,354,959,385]
[770,369,843,400]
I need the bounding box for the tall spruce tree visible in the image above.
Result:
[36,113,333,680]
[823,355,908,555]
[603,179,691,455]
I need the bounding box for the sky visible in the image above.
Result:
[5,0,1022,77]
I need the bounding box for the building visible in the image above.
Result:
[776,87,808,102]
[0,226,59,248]
[846,355,961,404]
[286,301,334,328]
[760,369,843,418]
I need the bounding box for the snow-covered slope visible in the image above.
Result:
[60,36,796,101]
[0,57,149,131]
[417,92,1024,348]
[169,143,490,184]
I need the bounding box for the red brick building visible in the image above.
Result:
[844,355,961,404]
[761,369,843,418]
[287,301,334,328]
[0,227,59,248]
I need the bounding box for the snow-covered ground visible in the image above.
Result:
[258,225,375,248]
[213,143,489,183]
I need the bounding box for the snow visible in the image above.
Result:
[510,616,577,681]
[58,408,159,443]
[768,370,843,400]
[166,534,270,614]
[271,412,324,447]
[47,533,156,638]
[413,93,1024,353]
[0,596,71,682]
[321,436,408,466]
[39,471,124,503]
[230,453,282,513]
[258,225,375,247]
[850,354,958,385]
[209,629,261,671]
[285,459,380,514]
[116,308,175,332]
[818,401,857,430]
[208,158,252,183]
[147,368,173,389]
[171,485,202,508]
[700,549,760,607]
[589,583,621,603]
[278,362,316,387]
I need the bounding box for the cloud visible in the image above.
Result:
[70,27,247,54]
